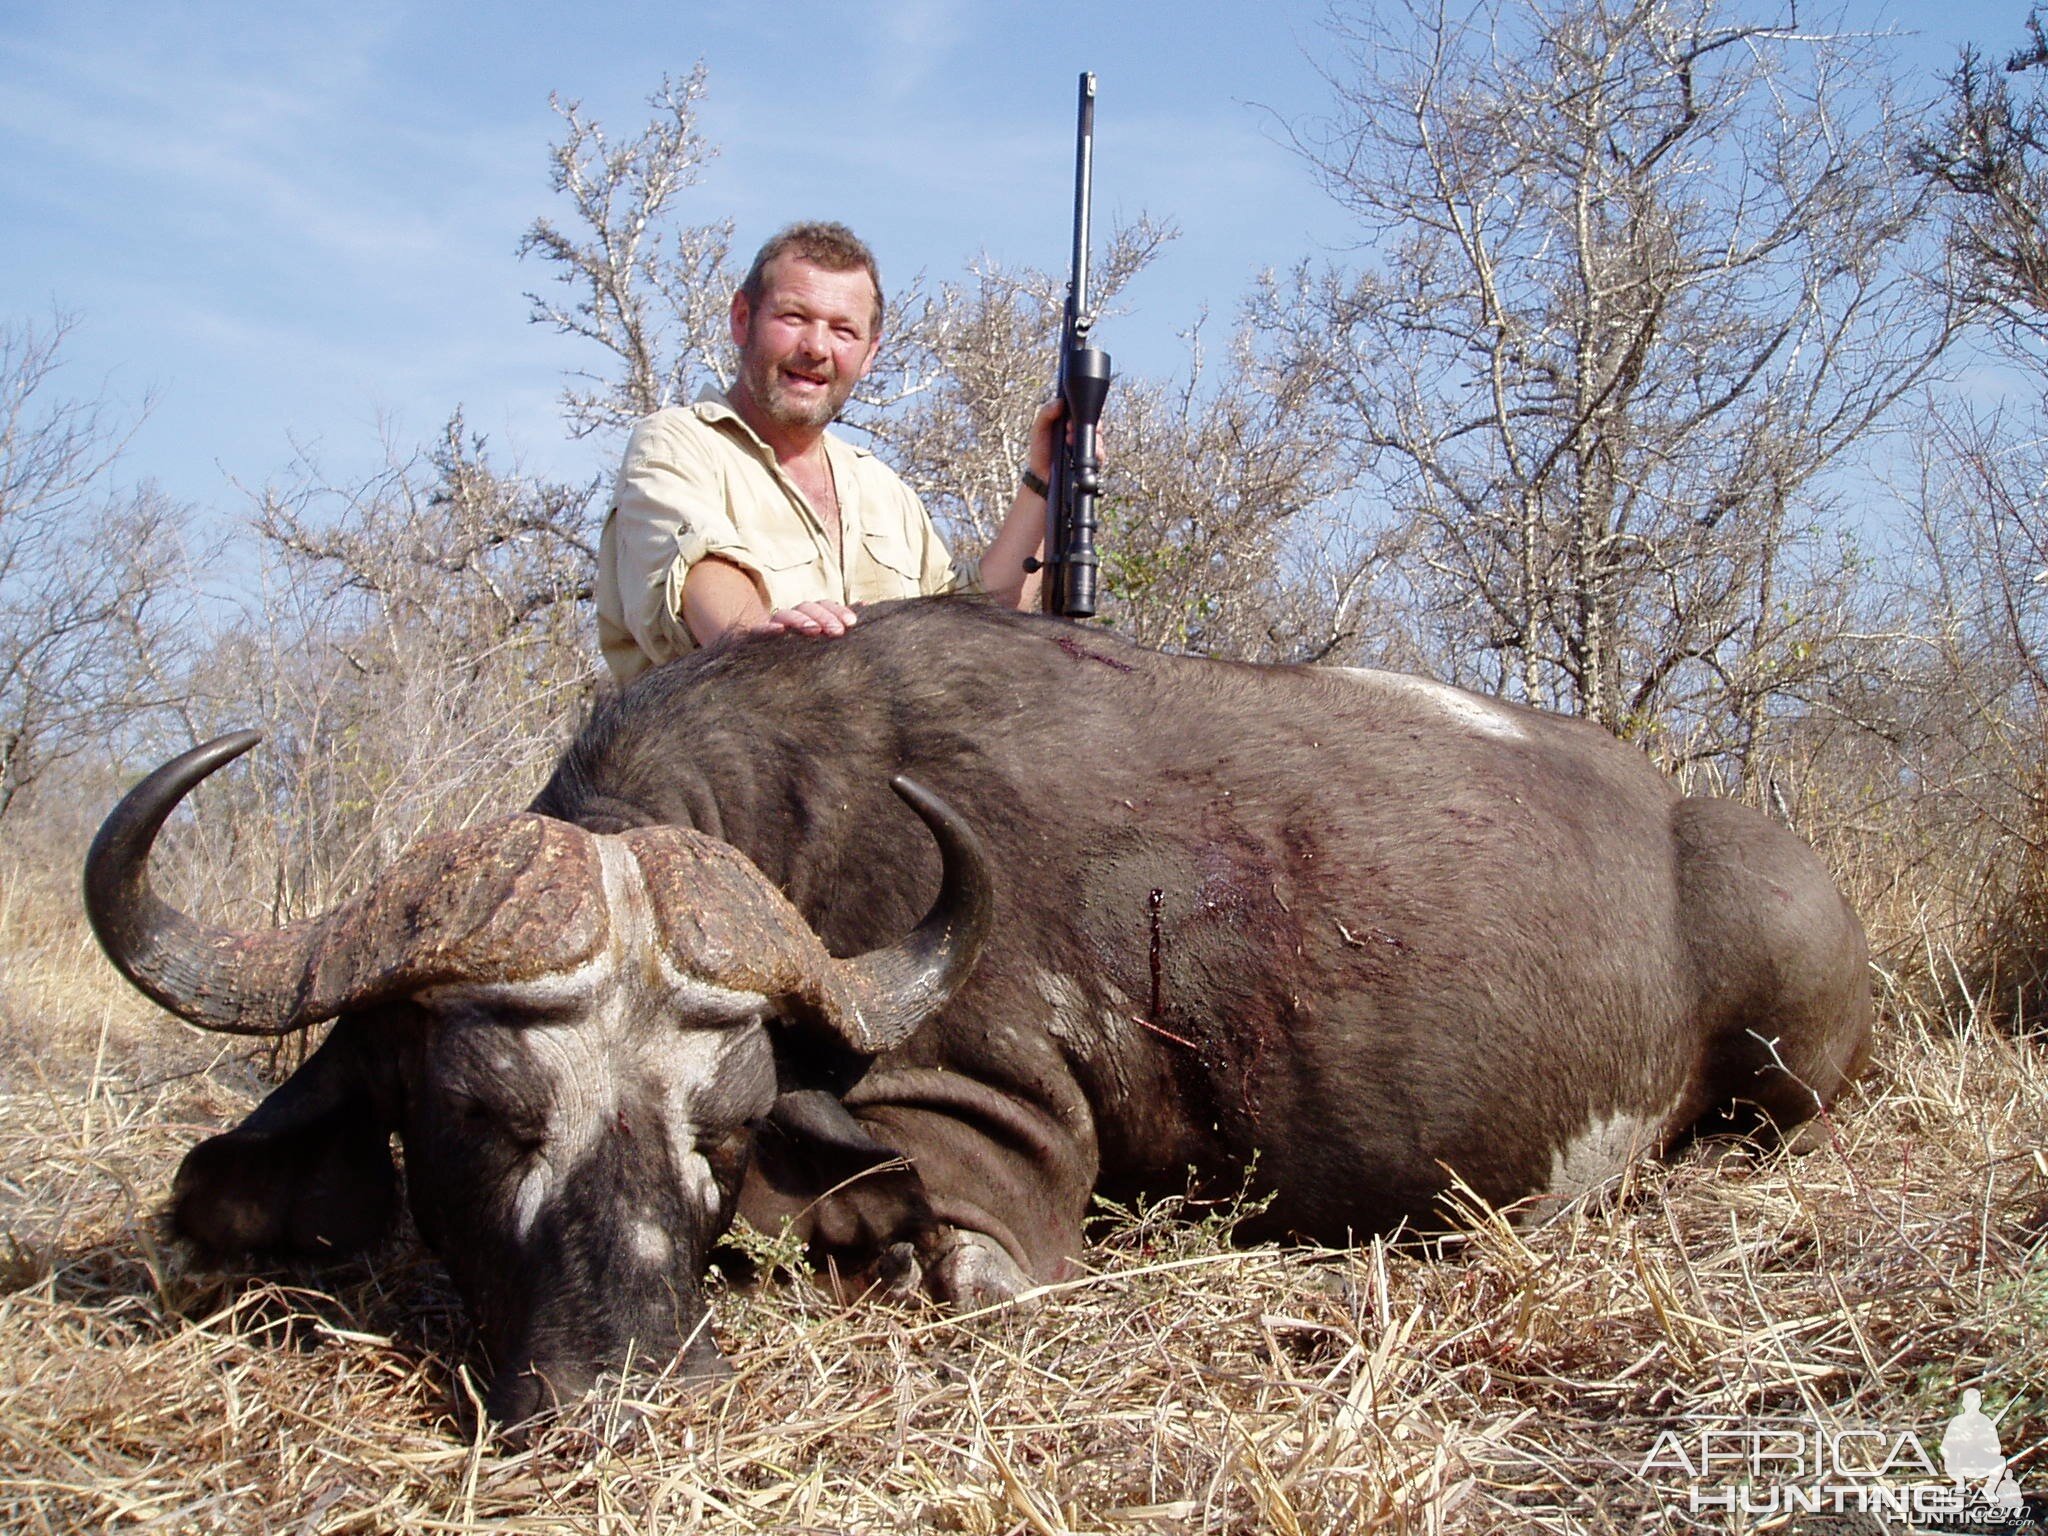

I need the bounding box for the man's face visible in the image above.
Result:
[731,256,882,431]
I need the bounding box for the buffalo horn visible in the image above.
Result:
[627,776,993,1055]
[83,733,610,1035]
[828,776,997,1051]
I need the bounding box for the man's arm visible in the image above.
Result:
[682,558,856,645]
[977,399,1064,611]
[609,412,790,669]
[685,397,1074,645]
[611,411,857,658]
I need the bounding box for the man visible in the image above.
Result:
[596,221,1064,684]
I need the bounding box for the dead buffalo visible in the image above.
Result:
[85,598,1871,1430]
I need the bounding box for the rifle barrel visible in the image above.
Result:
[1071,72,1095,334]
[1041,70,1110,621]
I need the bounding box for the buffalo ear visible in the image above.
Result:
[172,1020,398,1262]
[742,1090,936,1268]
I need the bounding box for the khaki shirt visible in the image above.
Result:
[596,388,967,682]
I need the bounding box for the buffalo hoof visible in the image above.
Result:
[922,1229,1034,1312]
[875,1240,925,1299]
[1781,1117,1835,1156]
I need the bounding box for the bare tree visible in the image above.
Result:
[1260,0,1952,774]
[257,411,598,654]
[854,226,1166,546]
[520,66,738,436]
[1889,12,2048,1015]
[219,417,603,904]
[1090,320,1368,659]
[1907,12,2048,736]
[0,316,200,818]
[1911,10,2048,357]
[862,239,1366,659]
[1832,399,2048,1020]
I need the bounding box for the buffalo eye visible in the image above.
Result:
[701,1124,754,1204]
[446,1091,549,1160]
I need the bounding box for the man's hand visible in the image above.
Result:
[1025,395,1107,480]
[683,558,860,646]
[1026,397,1064,482]
[763,600,859,637]
[980,395,1115,613]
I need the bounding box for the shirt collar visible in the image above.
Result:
[690,385,872,462]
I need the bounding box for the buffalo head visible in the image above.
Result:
[84,732,991,1429]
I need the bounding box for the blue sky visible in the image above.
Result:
[0,0,2021,520]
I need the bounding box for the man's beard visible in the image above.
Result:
[743,350,854,429]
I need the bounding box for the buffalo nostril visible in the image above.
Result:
[486,1359,590,1440]
[490,1352,724,1452]
[486,1373,547,1443]
[680,1331,732,1383]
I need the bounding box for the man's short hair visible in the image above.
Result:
[740,222,885,334]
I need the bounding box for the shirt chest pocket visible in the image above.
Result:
[855,527,926,596]
[734,493,827,576]
[720,488,833,609]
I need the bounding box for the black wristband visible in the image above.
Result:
[1020,468,1049,498]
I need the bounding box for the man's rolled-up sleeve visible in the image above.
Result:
[928,525,982,596]
[611,415,757,661]
[904,490,979,597]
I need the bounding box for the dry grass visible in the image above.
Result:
[2,837,2044,1534]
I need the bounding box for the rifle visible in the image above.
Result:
[1034,71,1112,618]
